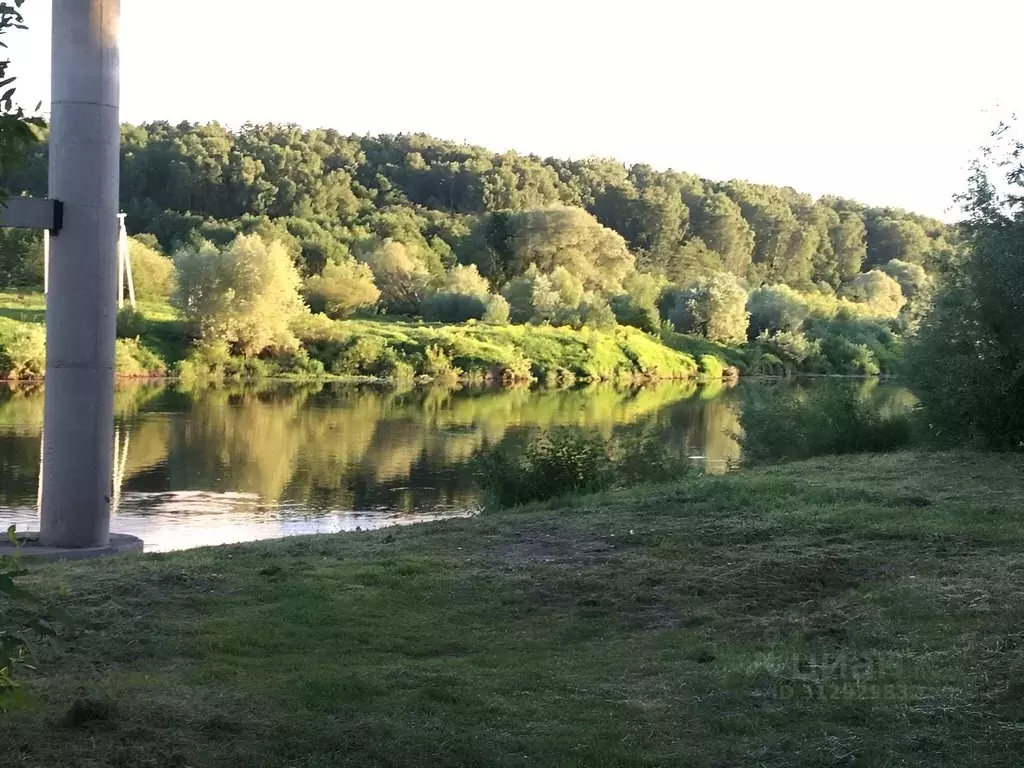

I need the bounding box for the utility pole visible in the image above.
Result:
[39,0,121,548]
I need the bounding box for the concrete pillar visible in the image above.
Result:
[40,0,120,548]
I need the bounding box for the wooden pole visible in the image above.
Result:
[122,215,136,308]
[117,213,125,309]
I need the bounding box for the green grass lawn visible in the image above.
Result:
[4,451,1024,766]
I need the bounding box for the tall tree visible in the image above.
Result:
[508,207,635,294]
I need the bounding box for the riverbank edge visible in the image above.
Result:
[4,450,1024,766]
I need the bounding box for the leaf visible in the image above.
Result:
[0,573,35,601]
[5,525,15,546]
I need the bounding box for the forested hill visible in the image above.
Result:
[5,122,954,289]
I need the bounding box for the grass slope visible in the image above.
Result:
[4,451,1024,766]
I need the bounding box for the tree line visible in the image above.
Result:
[0,122,957,377]
[4,122,956,285]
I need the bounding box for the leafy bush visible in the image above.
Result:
[756,330,821,370]
[128,236,177,299]
[0,323,44,380]
[906,130,1024,448]
[1,527,76,708]
[746,284,810,338]
[423,345,461,379]
[358,238,437,315]
[579,297,618,331]
[661,272,749,344]
[840,270,907,316]
[375,349,415,383]
[0,229,43,288]
[741,382,914,462]
[473,430,616,507]
[440,264,491,299]
[880,259,930,300]
[422,292,487,323]
[474,428,694,508]
[804,316,900,375]
[698,354,725,380]
[176,342,271,382]
[116,306,150,338]
[271,348,326,378]
[115,338,167,377]
[329,336,387,376]
[482,294,510,326]
[610,273,663,332]
[174,234,307,356]
[305,258,380,319]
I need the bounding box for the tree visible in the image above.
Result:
[689,193,755,278]
[747,284,810,338]
[665,272,749,344]
[498,263,591,326]
[880,259,929,300]
[0,227,41,287]
[610,272,663,332]
[481,152,563,211]
[829,211,867,282]
[0,0,44,188]
[421,292,486,323]
[908,124,1024,446]
[128,235,177,299]
[358,238,435,315]
[724,182,814,285]
[865,216,930,267]
[305,258,380,319]
[840,270,906,316]
[482,294,510,325]
[663,237,723,285]
[174,234,307,356]
[421,263,493,323]
[439,263,490,299]
[500,265,544,324]
[508,207,635,294]
[0,118,959,343]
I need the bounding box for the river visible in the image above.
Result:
[0,379,915,552]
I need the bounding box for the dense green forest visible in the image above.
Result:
[0,122,959,379]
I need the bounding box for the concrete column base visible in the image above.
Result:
[0,533,143,561]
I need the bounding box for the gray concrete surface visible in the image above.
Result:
[40,0,122,549]
[0,533,143,562]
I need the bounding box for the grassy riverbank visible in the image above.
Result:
[0,291,741,384]
[4,451,1024,766]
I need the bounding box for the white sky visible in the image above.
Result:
[11,0,1023,219]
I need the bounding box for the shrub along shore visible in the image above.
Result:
[0,292,746,385]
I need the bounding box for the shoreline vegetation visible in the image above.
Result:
[2,288,912,387]
[1,124,944,387]
[5,451,1024,766]
[0,290,748,386]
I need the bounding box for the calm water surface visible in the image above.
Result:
[0,379,911,552]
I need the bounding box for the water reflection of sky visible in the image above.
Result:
[1,491,475,553]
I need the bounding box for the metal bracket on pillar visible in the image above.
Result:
[0,197,64,233]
